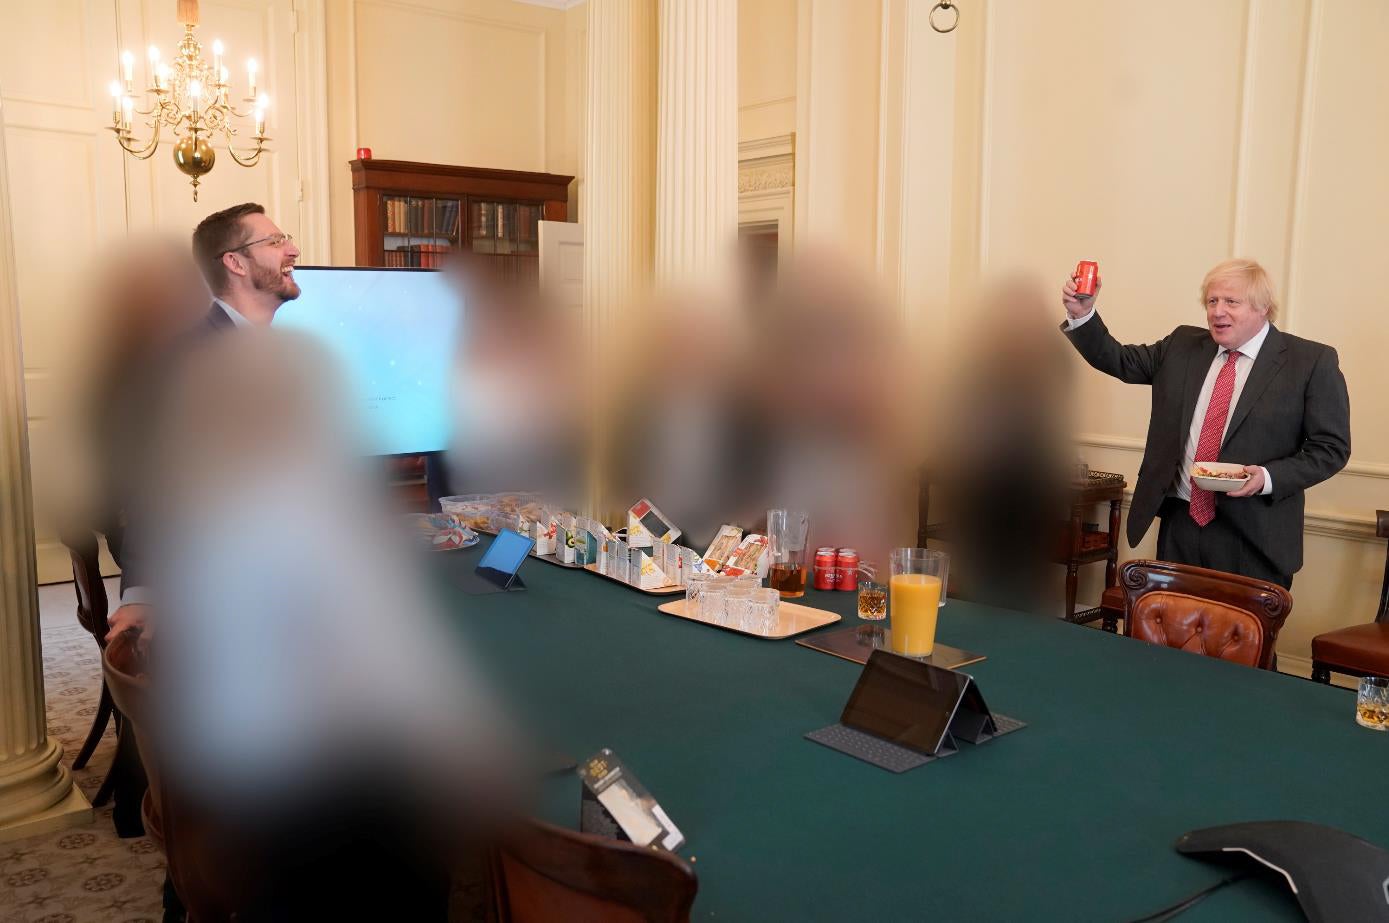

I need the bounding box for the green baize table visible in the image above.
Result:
[441,547,1388,921]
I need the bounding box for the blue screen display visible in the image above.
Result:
[478,529,535,576]
[273,267,461,456]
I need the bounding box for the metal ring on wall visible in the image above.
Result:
[930,1,960,34]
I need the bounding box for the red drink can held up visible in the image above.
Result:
[814,548,838,590]
[1074,260,1099,297]
[836,549,859,591]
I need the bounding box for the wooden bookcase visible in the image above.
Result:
[350,159,573,283]
[350,159,572,510]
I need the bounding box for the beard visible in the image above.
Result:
[250,258,301,302]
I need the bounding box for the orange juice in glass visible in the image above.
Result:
[889,549,949,657]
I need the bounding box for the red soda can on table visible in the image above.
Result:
[813,548,838,590]
[1074,260,1099,297]
[835,549,859,591]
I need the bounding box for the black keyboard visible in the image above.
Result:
[990,713,1026,736]
[805,724,948,773]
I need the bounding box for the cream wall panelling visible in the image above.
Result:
[793,0,881,269]
[0,0,330,581]
[737,0,796,141]
[328,0,580,260]
[116,0,321,255]
[351,0,548,171]
[1,0,128,583]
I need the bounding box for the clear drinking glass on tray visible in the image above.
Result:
[724,586,755,630]
[685,572,717,619]
[856,564,887,621]
[699,584,729,626]
[749,588,781,635]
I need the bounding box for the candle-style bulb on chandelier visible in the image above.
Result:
[109,0,270,201]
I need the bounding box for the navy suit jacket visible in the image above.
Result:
[1064,313,1350,576]
[115,302,237,595]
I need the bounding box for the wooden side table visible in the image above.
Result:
[1057,471,1127,632]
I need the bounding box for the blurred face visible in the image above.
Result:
[231,213,301,302]
[1204,278,1267,350]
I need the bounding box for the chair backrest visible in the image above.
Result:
[1375,510,1388,624]
[65,532,109,645]
[104,633,241,919]
[1119,560,1292,670]
[102,632,156,813]
[491,818,698,923]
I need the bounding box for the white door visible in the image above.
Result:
[538,219,583,311]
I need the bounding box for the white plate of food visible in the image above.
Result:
[406,512,480,551]
[1191,462,1250,493]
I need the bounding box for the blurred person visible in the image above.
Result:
[610,292,764,549]
[933,276,1072,613]
[444,256,585,509]
[107,202,301,643]
[140,330,518,919]
[47,236,209,841]
[53,236,208,572]
[746,249,920,566]
[1061,259,1350,588]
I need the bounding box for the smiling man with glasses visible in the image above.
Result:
[191,201,303,328]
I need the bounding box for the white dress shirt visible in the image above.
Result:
[1067,308,1274,499]
[214,297,253,327]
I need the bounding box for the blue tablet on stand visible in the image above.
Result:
[476,528,534,590]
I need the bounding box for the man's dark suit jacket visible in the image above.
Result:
[113,302,238,595]
[1064,313,1350,577]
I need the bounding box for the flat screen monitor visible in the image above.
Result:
[273,266,461,456]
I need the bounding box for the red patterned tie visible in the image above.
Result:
[1189,350,1242,527]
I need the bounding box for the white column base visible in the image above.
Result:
[0,785,92,845]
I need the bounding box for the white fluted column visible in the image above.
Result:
[654,0,738,289]
[0,98,91,842]
[584,0,656,517]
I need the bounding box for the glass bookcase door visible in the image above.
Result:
[468,200,542,255]
[382,194,460,267]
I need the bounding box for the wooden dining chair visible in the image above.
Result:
[491,818,698,923]
[1118,560,1293,670]
[1310,511,1389,683]
[63,532,119,802]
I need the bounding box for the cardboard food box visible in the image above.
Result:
[626,498,681,548]
[702,524,744,571]
[721,534,769,577]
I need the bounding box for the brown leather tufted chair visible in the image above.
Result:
[1310,511,1389,683]
[1119,560,1292,670]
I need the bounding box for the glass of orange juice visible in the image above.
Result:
[888,548,950,657]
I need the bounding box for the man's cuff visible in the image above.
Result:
[1065,307,1096,330]
[119,586,153,606]
[1259,467,1273,496]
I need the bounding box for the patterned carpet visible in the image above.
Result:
[0,624,166,923]
[2,624,489,923]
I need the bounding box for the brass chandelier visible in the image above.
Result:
[109,0,270,201]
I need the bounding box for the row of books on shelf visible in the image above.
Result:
[385,244,450,268]
[471,202,541,243]
[385,197,461,238]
